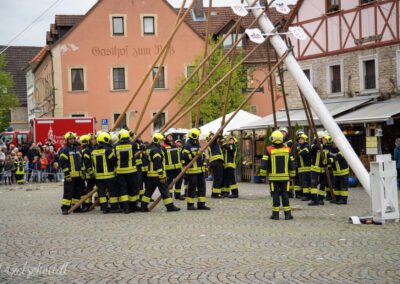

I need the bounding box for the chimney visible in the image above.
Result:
[193,0,206,20]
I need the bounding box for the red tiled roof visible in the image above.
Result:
[46,15,83,45]
[182,6,292,63]
[30,45,49,66]
[55,15,84,26]
[0,46,43,106]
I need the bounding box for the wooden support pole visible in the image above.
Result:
[161,41,263,132]
[149,50,290,211]
[134,1,187,132]
[137,7,264,138]
[266,39,277,128]
[194,0,213,128]
[112,0,196,131]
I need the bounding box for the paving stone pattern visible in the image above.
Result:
[0,182,399,283]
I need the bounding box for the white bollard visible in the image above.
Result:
[370,155,399,224]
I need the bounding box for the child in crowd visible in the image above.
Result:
[40,153,49,182]
[4,155,14,185]
[30,156,41,183]
[24,156,30,182]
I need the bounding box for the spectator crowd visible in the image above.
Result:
[0,139,62,185]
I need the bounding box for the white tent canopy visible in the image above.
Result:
[199,110,261,140]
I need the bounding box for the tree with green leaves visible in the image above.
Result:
[0,54,19,131]
[175,37,248,126]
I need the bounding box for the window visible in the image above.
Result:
[191,9,206,22]
[153,112,165,132]
[364,60,376,89]
[249,105,257,114]
[303,69,311,81]
[152,66,166,89]
[223,34,243,49]
[112,17,124,36]
[71,114,85,118]
[143,16,155,35]
[186,65,196,78]
[112,67,126,90]
[326,0,340,13]
[328,64,342,94]
[360,0,375,5]
[326,62,343,95]
[360,55,378,92]
[113,113,127,130]
[71,68,84,91]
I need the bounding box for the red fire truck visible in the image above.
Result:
[0,117,96,150]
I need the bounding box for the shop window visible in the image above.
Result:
[152,66,166,89]
[153,112,165,132]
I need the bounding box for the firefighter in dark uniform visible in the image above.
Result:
[59,132,83,215]
[222,136,239,198]
[279,127,296,198]
[164,134,184,200]
[206,132,224,198]
[175,139,187,197]
[114,129,140,213]
[260,130,295,220]
[90,132,121,214]
[181,128,210,210]
[79,134,91,211]
[329,142,350,205]
[296,134,311,201]
[141,142,150,201]
[82,133,97,210]
[309,134,329,206]
[140,133,180,212]
[323,135,334,201]
[134,134,145,200]
[14,152,25,184]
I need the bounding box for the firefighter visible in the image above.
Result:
[279,126,295,198]
[14,152,25,184]
[59,132,83,215]
[323,135,334,201]
[222,136,239,198]
[293,130,305,199]
[140,133,180,212]
[164,134,184,200]
[78,134,91,211]
[330,142,349,205]
[181,128,210,210]
[260,130,295,220]
[134,134,145,200]
[175,139,187,197]
[141,141,149,201]
[206,132,224,198]
[296,134,311,201]
[114,129,140,213]
[90,132,121,214]
[82,133,97,210]
[309,133,328,206]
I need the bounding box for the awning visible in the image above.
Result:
[199,110,261,139]
[335,99,400,124]
[238,96,377,130]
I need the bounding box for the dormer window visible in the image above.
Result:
[223,34,243,49]
[191,9,206,22]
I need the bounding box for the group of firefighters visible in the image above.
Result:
[59,128,239,215]
[59,125,349,220]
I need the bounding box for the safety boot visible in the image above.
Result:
[166,204,181,212]
[61,206,69,215]
[129,202,139,212]
[284,211,294,220]
[101,204,109,214]
[301,195,310,201]
[109,205,123,213]
[270,211,279,220]
[187,204,197,210]
[197,203,211,210]
[174,192,185,200]
[336,198,347,205]
[211,193,222,199]
[140,203,149,212]
[121,202,130,214]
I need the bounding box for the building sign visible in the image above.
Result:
[101,118,109,132]
[354,34,383,45]
[366,136,378,155]
[91,44,175,58]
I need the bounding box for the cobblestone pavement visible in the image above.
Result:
[0,181,399,283]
